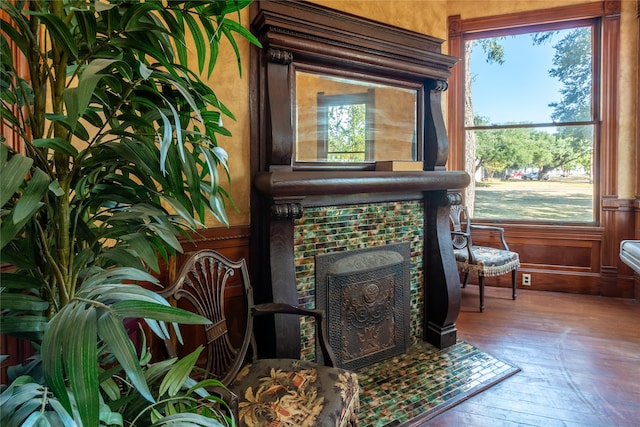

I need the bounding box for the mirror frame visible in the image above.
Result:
[296,69,421,167]
[250,0,459,173]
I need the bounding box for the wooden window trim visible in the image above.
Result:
[447,1,621,226]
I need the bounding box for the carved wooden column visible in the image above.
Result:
[265,48,294,168]
[253,45,305,358]
[423,191,462,348]
[264,198,303,358]
[424,80,451,172]
[422,79,463,348]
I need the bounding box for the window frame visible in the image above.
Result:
[447,2,621,227]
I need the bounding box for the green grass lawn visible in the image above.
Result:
[473,175,593,222]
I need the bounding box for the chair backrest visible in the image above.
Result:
[160,250,253,386]
[450,204,471,249]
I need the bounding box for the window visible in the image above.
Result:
[317,90,374,162]
[448,5,610,224]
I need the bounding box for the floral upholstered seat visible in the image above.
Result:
[450,205,520,311]
[232,359,359,427]
[161,250,360,427]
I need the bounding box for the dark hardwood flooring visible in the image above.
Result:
[425,285,640,427]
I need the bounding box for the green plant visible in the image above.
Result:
[0,0,259,425]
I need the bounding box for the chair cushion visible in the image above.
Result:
[454,245,520,277]
[231,359,359,427]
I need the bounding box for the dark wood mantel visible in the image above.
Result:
[249,1,467,357]
[254,171,470,199]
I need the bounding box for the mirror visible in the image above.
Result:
[295,71,418,164]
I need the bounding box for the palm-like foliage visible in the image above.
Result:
[0,0,259,425]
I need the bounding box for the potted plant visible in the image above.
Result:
[0,0,259,425]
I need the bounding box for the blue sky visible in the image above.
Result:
[468,30,572,125]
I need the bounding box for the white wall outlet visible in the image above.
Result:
[522,274,531,286]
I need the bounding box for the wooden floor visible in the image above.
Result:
[425,285,640,427]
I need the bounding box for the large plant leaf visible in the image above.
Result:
[0,160,50,250]
[0,293,49,312]
[0,315,49,336]
[80,266,159,289]
[151,412,226,427]
[0,272,43,289]
[0,145,32,207]
[64,306,99,426]
[158,346,203,398]
[72,7,97,48]
[64,59,117,131]
[110,300,210,326]
[41,311,73,414]
[25,11,78,60]
[32,137,79,157]
[97,311,154,403]
[12,167,50,223]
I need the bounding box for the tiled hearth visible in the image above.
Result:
[357,340,520,426]
[293,200,424,361]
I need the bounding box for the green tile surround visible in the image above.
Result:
[293,201,424,361]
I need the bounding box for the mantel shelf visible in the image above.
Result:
[254,170,470,198]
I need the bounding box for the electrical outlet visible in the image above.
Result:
[522,274,531,286]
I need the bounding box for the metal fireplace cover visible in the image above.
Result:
[315,242,411,370]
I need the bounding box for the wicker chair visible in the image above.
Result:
[160,249,360,427]
[450,205,520,312]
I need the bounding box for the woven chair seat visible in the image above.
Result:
[454,246,520,277]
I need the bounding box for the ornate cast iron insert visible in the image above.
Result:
[316,243,411,371]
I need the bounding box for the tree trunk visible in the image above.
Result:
[464,42,477,216]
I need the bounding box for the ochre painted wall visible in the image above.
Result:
[618,0,639,200]
[199,8,252,227]
[208,1,638,227]
[309,0,448,39]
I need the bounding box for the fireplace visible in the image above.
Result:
[249,1,469,359]
[315,243,411,370]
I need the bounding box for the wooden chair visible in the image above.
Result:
[450,205,520,312]
[160,249,360,427]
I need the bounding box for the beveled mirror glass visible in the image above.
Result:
[295,71,418,164]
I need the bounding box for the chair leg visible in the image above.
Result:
[462,272,470,288]
[512,270,517,300]
[478,275,484,312]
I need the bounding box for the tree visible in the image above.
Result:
[474,118,555,179]
[549,28,592,123]
[548,27,593,175]
[328,103,366,161]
